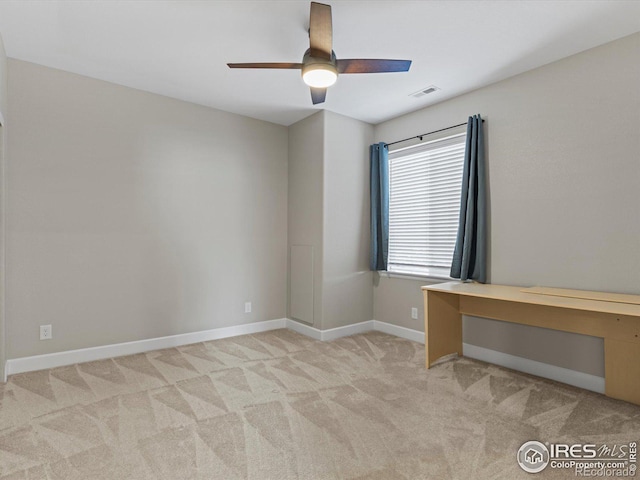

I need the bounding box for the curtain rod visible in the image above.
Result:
[385,119,485,147]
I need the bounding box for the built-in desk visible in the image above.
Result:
[422,282,640,405]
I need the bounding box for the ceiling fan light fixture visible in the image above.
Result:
[227,2,412,104]
[302,63,338,88]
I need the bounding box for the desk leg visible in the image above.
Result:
[424,290,462,368]
[605,338,640,405]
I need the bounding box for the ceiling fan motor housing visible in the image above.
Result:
[301,49,338,86]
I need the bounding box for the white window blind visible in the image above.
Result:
[387,133,466,277]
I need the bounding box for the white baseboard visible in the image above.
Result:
[5,318,373,377]
[317,320,375,341]
[367,322,603,394]
[286,319,374,341]
[285,319,323,340]
[462,343,605,394]
[373,320,425,344]
[286,319,424,343]
[3,317,606,396]
[5,318,287,378]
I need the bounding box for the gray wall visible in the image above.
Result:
[0,34,6,378]
[373,32,640,377]
[322,111,373,329]
[373,276,436,332]
[0,34,6,118]
[7,59,288,359]
[287,112,324,326]
[288,110,374,330]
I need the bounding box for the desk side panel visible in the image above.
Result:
[424,290,462,367]
[605,339,640,405]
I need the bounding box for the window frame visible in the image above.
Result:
[385,132,466,280]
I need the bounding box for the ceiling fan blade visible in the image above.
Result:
[310,87,327,105]
[309,2,332,59]
[336,59,412,74]
[227,63,303,69]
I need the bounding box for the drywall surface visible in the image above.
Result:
[0,34,6,119]
[372,275,439,331]
[0,34,6,379]
[287,111,324,326]
[373,32,640,373]
[322,111,373,330]
[7,59,288,358]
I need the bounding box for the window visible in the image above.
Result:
[387,132,466,278]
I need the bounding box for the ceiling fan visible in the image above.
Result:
[227,2,412,105]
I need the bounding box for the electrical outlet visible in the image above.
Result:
[411,308,418,320]
[40,324,52,340]
[244,302,252,314]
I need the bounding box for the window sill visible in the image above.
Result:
[379,271,454,283]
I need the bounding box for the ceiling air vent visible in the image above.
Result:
[410,85,440,98]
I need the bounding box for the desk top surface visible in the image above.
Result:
[422,282,640,317]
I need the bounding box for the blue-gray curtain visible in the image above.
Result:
[450,115,487,283]
[370,142,389,271]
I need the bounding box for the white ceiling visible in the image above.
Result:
[0,1,639,126]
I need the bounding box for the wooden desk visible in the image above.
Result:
[422,282,640,405]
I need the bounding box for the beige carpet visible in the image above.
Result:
[0,329,638,479]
